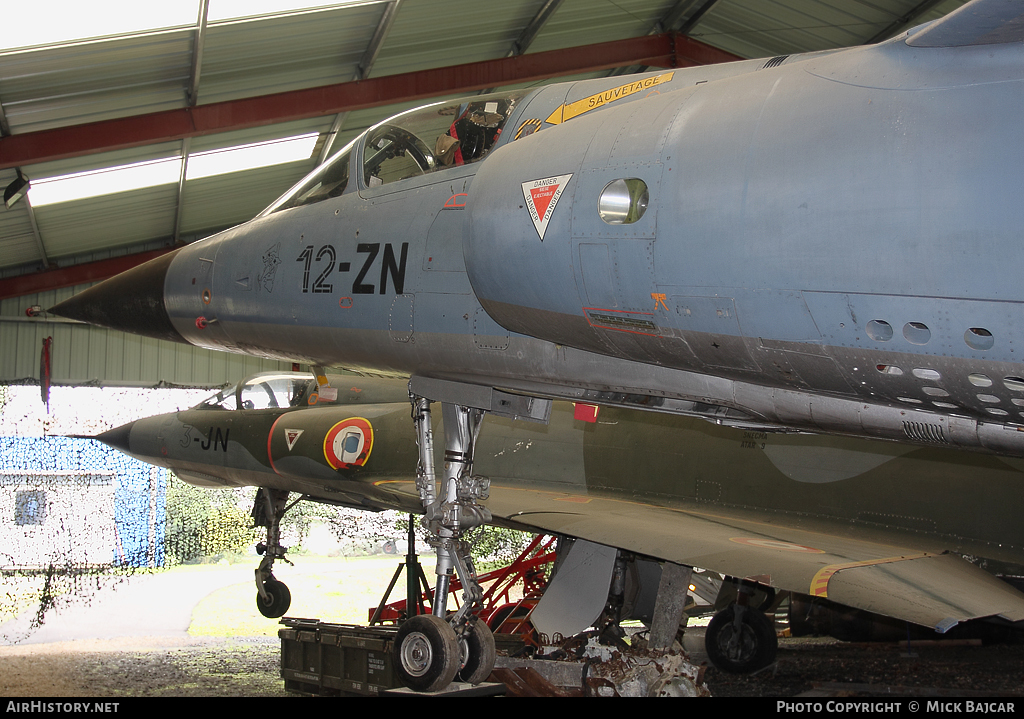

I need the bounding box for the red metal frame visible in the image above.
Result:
[369,534,556,632]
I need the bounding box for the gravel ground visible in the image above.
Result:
[3,632,1024,698]
[0,636,291,698]
[704,635,1024,698]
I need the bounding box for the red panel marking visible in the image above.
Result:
[573,403,600,423]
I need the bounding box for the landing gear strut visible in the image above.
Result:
[253,488,295,618]
[392,398,496,691]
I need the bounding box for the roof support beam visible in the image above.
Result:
[866,0,946,44]
[175,2,209,241]
[608,0,722,76]
[317,111,348,166]
[358,0,401,81]
[23,198,47,269]
[187,0,210,106]
[481,0,564,93]
[0,247,177,301]
[320,0,401,164]
[0,98,10,137]
[0,33,741,171]
[675,0,722,36]
[511,0,564,57]
[172,137,191,242]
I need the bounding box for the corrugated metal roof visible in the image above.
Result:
[369,0,554,77]
[196,4,388,105]
[693,0,965,58]
[527,0,672,54]
[0,29,196,135]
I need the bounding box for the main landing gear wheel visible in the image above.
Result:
[456,619,496,684]
[705,604,778,674]
[256,577,291,619]
[394,614,460,692]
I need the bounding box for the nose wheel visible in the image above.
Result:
[252,488,295,618]
[256,577,292,619]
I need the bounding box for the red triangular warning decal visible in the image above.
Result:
[530,186,557,220]
[522,174,572,240]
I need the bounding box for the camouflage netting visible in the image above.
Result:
[0,383,533,642]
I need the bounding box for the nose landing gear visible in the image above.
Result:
[257,576,292,619]
[392,397,497,691]
[253,488,295,619]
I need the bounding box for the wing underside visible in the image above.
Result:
[484,482,1024,631]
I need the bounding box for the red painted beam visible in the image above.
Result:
[0,247,178,301]
[0,34,742,171]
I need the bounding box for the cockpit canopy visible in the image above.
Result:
[362,90,528,187]
[197,372,315,411]
[262,89,529,215]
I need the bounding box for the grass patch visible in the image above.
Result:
[188,556,423,637]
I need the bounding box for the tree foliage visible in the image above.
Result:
[164,475,255,564]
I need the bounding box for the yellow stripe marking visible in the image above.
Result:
[545,72,675,125]
[809,554,934,598]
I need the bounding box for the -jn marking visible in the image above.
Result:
[201,427,229,451]
[297,243,408,295]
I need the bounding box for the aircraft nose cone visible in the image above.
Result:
[48,249,187,344]
[94,421,135,455]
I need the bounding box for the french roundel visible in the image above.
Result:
[324,417,374,470]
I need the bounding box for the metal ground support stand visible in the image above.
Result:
[369,515,433,624]
[392,397,496,692]
[253,487,296,618]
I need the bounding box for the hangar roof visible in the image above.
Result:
[0,0,966,296]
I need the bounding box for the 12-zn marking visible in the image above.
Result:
[297,243,409,295]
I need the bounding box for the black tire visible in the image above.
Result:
[394,615,460,692]
[256,578,291,619]
[457,619,496,684]
[705,604,777,673]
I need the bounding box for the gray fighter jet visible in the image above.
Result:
[55,0,1024,689]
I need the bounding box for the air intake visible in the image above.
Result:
[762,55,789,69]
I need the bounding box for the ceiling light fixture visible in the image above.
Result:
[4,170,30,209]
